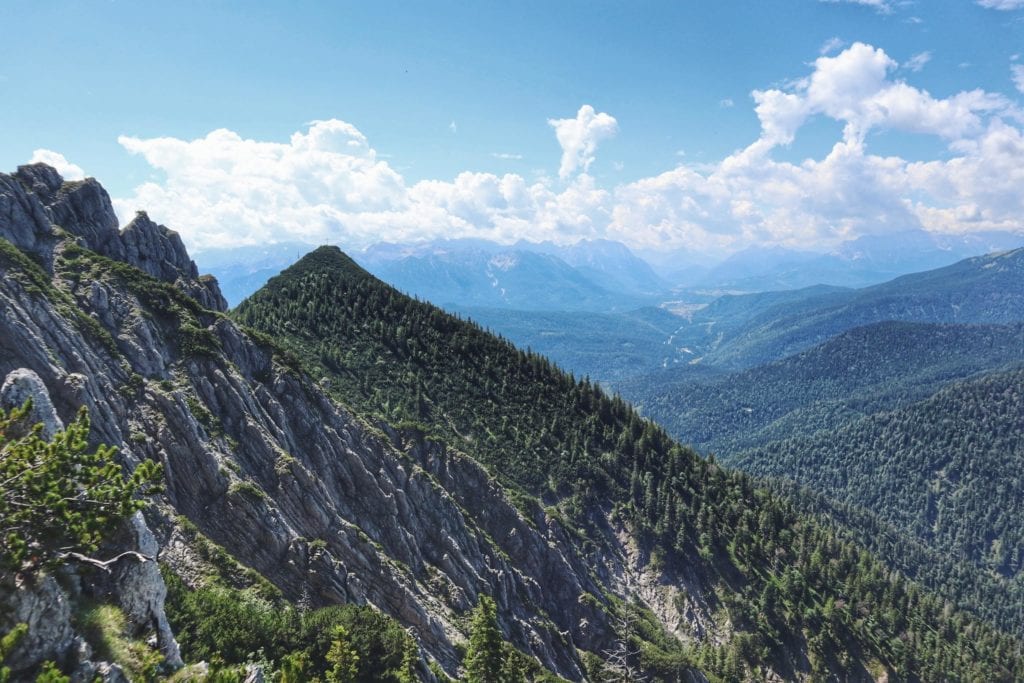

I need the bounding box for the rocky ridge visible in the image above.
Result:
[0,165,714,680]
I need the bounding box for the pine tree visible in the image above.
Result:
[464,596,503,683]
[275,652,306,683]
[326,625,360,683]
[0,403,162,572]
[397,636,418,683]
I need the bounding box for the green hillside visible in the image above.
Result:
[617,320,1024,455]
[736,365,1024,587]
[234,246,1024,681]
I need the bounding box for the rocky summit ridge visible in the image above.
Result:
[0,164,666,680]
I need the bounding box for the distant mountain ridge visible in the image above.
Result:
[617,320,1024,454]
[655,229,1024,290]
[646,247,1024,371]
[194,228,1024,312]
[364,246,653,311]
[196,237,667,310]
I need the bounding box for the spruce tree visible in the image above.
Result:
[464,596,503,683]
[326,625,360,683]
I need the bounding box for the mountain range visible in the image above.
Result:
[3,164,1022,681]
[194,228,1024,312]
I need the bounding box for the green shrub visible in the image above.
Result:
[0,403,162,572]
[163,576,415,681]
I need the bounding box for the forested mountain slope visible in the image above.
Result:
[698,248,1024,369]
[454,306,691,384]
[234,244,1024,681]
[0,165,619,681]
[617,321,1024,454]
[735,366,1024,586]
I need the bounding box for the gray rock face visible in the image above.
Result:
[243,664,267,683]
[48,177,126,262]
[1,368,64,438]
[0,575,75,673]
[120,211,197,282]
[2,165,227,312]
[0,169,57,267]
[113,513,184,668]
[14,164,64,204]
[94,662,130,683]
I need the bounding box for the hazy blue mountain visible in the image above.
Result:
[375,245,1024,386]
[352,238,677,311]
[514,238,668,295]
[357,237,507,263]
[193,241,315,307]
[196,237,670,310]
[652,229,1024,292]
[650,248,1024,371]
[617,320,1024,454]
[367,248,655,311]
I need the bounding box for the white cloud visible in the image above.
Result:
[29,149,85,180]
[449,120,457,134]
[114,118,612,250]
[752,43,1010,148]
[116,121,408,248]
[819,0,892,13]
[719,98,735,108]
[491,152,524,160]
[109,44,1024,255]
[820,37,845,55]
[977,0,1024,9]
[903,51,932,72]
[1013,64,1024,93]
[548,105,618,180]
[607,42,1024,249]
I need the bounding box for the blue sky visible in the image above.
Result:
[2,1,1023,254]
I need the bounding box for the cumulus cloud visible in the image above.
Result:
[29,149,85,180]
[752,43,1010,148]
[110,44,1024,254]
[977,0,1024,9]
[114,118,612,250]
[548,105,618,180]
[606,43,1022,248]
[116,121,407,247]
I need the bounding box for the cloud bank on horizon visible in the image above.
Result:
[39,42,1024,254]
